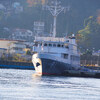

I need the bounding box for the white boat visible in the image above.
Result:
[32,36,80,75]
[32,1,80,76]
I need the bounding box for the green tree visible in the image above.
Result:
[26,50,31,55]
[77,16,100,50]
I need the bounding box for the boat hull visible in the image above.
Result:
[32,53,79,76]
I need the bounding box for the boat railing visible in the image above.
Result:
[35,36,68,42]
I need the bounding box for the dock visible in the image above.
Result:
[0,60,34,70]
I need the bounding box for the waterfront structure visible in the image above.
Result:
[81,55,100,67]
[9,42,26,55]
[0,60,34,70]
[0,39,27,55]
[0,39,17,50]
[32,1,80,75]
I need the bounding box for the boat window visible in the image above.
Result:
[65,46,69,49]
[44,43,47,46]
[62,54,68,59]
[57,44,61,47]
[64,54,68,59]
[62,45,64,47]
[49,44,52,47]
[66,40,69,42]
[64,44,69,48]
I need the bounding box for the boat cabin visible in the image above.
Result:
[33,36,80,66]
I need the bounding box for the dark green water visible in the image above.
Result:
[0,69,100,100]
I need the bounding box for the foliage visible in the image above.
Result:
[13,54,21,61]
[77,16,100,50]
[26,50,31,55]
[0,0,100,36]
[82,49,92,56]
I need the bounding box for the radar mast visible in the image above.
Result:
[45,0,67,37]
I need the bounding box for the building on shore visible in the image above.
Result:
[0,39,17,50]
[0,39,26,55]
[92,50,100,56]
[9,28,34,41]
[9,41,26,55]
[81,55,100,67]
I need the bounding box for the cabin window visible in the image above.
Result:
[65,46,69,49]
[64,54,68,59]
[44,43,47,46]
[64,43,69,49]
[57,44,61,47]
[62,45,64,47]
[49,44,52,47]
[62,54,68,59]
[66,40,69,42]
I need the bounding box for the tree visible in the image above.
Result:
[77,16,100,50]
[26,50,31,55]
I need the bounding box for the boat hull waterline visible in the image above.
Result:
[32,53,80,76]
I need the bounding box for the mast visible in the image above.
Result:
[45,0,66,37]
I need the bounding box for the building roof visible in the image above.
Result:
[0,38,27,42]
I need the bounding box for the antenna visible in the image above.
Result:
[45,0,68,37]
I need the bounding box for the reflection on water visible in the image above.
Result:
[0,69,100,100]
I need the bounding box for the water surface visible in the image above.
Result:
[0,69,100,100]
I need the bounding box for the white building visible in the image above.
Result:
[12,2,23,13]
[0,39,17,50]
[10,29,34,41]
[0,39,26,55]
[9,42,26,54]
